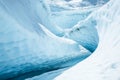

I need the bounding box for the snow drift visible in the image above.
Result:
[55,0,120,80]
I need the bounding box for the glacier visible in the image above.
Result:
[0,0,92,79]
[0,0,119,80]
[55,0,120,80]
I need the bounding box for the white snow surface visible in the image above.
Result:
[55,0,120,80]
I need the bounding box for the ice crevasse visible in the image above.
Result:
[55,0,120,80]
[0,0,119,80]
[0,0,91,79]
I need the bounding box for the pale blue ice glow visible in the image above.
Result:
[1,0,118,80]
[55,0,120,80]
[0,0,92,79]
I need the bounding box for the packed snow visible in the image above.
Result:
[55,0,120,80]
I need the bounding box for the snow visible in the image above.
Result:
[49,0,109,30]
[0,0,119,80]
[50,8,96,29]
[55,0,120,80]
[48,0,109,9]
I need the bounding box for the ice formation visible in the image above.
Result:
[0,0,91,79]
[55,0,120,80]
[0,0,119,80]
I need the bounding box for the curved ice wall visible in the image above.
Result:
[0,0,63,36]
[55,0,120,80]
[0,0,92,79]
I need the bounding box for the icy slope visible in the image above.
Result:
[49,0,101,52]
[50,6,99,52]
[0,0,63,36]
[49,0,106,29]
[64,19,99,52]
[49,0,109,9]
[50,8,96,29]
[0,0,99,52]
[0,1,91,79]
[55,0,120,80]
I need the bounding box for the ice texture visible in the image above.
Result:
[0,0,117,80]
[55,0,120,80]
[64,19,99,52]
[0,0,91,79]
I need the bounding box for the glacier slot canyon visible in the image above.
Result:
[0,0,120,80]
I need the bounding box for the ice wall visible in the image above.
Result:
[0,0,99,52]
[0,0,91,79]
[0,0,63,36]
[55,0,120,80]
[64,18,99,52]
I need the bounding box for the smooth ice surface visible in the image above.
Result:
[64,18,99,52]
[55,0,120,80]
[0,0,115,80]
[0,0,91,79]
[0,0,64,36]
[48,0,108,52]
